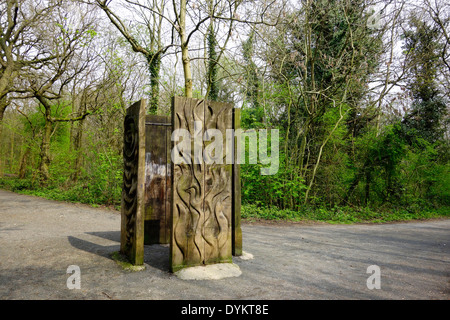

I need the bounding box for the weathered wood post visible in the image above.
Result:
[120,99,146,265]
[169,97,241,272]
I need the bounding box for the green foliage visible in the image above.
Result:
[0,177,35,191]
[241,203,449,224]
[0,115,123,208]
[82,148,123,205]
[402,97,447,144]
[1,0,448,226]
[401,137,450,206]
[403,16,442,101]
[0,153,122,207]
[241,158,307,210]
[240,105,266,129]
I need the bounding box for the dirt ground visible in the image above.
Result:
[0,189,449,300]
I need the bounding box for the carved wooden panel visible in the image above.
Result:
[120,100,146,265]
[144,115,171,245]
[170,97,234,272]
[203,101,233,264]
[170,97,205,271]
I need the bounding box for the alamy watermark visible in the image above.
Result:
[366,265,381,290]
[171,121,279,175]
[66,265,81,289]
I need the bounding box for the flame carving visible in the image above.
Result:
[172,97,232,270]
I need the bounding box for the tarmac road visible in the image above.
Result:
[0,189,449,300]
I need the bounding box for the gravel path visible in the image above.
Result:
[0,189,448,300]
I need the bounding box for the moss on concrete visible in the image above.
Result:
[111,251,145,272]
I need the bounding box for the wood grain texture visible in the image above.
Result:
[170,97,205,271]
[144,115,171,244]
[203,101,233,264]
[120,99,146,265]
[170,97,234,272]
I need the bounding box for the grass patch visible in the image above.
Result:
[0,177,121,210]
[241,203,449,224]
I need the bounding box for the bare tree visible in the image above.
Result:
[0,0,64,174]
[13,2,99,183]
[94,0,170,111]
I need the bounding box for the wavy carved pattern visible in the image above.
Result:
[172,98,204,267]
[121,99,145,265]
[203,102,232,263]
[171,97,232,271]
[122,114,138,249]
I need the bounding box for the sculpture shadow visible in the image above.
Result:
[67,231,170,272]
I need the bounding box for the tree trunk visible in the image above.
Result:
[72,118,84,182]
[207,24,218,101]
[38,109,52,184]
[304,105,345,204]
[0,95,9,176]
[365,170,371,206]
[9,128,14,172]
[180,0,193,98]
[148,53,161,113]
[18,145,31,179]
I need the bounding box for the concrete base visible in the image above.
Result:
[238,251,254,260]
[174,263,242,280]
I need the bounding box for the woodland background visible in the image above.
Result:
[0,0,448,223]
